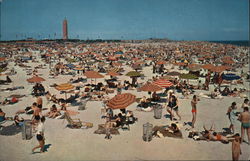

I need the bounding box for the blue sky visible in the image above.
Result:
[0,0,249,40]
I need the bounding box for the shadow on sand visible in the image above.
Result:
[0,124,22,136]
[43,144,52,152]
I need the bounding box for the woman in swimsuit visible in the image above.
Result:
[167,95,181,120]
[191,95,199,128]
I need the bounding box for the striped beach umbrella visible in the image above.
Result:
[107,93,136,109]
[140,82,162,92]
[153,79,173,88]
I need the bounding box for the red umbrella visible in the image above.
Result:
[27,76,45,83]
[153,79,173,88]
[107,93,136,109]
[106,71,120,77]
[140,82,162,92]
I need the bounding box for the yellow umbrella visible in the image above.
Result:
[55,83,75,99]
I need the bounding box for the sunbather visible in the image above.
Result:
[0,108,6,122]
[45,104,61,118]
[14,115,24,126]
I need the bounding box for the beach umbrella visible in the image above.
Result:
[84,71,104,84]
[179,73,198,79]
[210,66,230,73]
[55,83,75,99]
[84,71,104,79]
[106,71,120,77]
[202,64,214,70]
[55,83,75,91]
[160,75,175,81]
[140,82,162,92]
[27,76,45,83]
[125,71,142,77]
[167,71,181,76]
[107,93,136,109]
[153,79,173,88]
[222,73,241,81]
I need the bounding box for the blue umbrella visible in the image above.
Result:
[65,64,75,69]
[222,73,241,81]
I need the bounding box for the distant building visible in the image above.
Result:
[63,18,68,40]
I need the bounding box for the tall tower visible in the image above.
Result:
[63,18,68,40]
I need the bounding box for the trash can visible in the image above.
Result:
[143,122,153,142]
[22,120,32,140]
[153,104,162,119]
[78,98,89,110]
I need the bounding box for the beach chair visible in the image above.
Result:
[64,112,93,129]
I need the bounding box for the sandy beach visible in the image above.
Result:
[0,41,250,161]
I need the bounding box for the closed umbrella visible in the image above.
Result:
[107,93,136,109]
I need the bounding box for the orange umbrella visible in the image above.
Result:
[84,71,104,79]
[222,59,235,64]
[140,82,162,92]
[106,93,136,109]
[210,66,230,73]
[27,76,45,83]
[106,71,120,77]
[84,71,104,85]
[202,64,214,70]
[55,83,75,91]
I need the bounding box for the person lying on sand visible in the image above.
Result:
[1,96,18,105]
[45,104,61,118]
[14,115,24,126]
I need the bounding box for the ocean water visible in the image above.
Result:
[209,41,249,47]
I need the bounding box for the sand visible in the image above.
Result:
[0,51,250,161]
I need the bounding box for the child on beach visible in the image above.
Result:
[232,133,241,161]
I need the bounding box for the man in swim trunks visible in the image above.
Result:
[191,95,200,128]
[238,107,250,144]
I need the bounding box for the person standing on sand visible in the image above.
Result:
[191,95,199,128]
[227,102,237,134]
[232,133,241,161]
[32,116,46,153]
[36,95,43,111]
[238,107,250,144]
[241,99,249,111]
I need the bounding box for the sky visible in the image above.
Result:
[0,0,249,41]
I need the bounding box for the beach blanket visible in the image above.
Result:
[94,124,120,135]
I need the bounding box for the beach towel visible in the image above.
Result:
[94,124,120,135]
